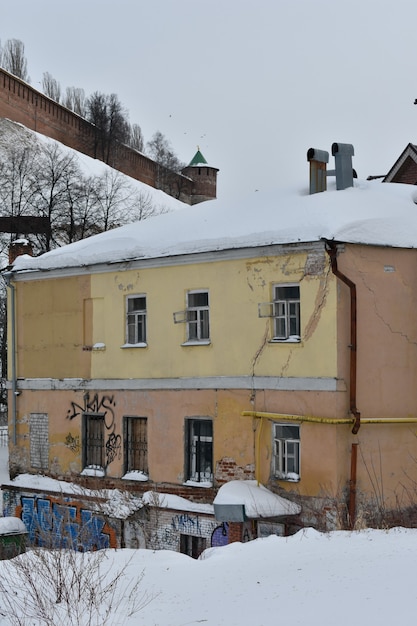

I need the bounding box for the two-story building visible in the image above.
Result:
[3,146,417,553]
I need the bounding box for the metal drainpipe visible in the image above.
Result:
[3,271,17,445]
[325,241,360,528]
[325,241,361,435]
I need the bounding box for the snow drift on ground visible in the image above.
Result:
[0,450,416,625]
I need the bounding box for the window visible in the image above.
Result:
[273,284,300,340]
[258,284,300,341]
[83,414,104,469]
[126,295,147,344]
[273,423,300,481]
[124,416,148,475]
[180,534,206,559]
[173,290,210,344]
[186,419,213,483]
[187,291,209,341]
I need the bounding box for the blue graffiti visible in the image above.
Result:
[20,496,110,550]
[171,513,201,534]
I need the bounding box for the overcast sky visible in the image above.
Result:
[1,0,417,199]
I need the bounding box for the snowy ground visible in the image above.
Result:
[0,447,416,625]
[0,444,8,515]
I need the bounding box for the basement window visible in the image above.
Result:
[273,423,300,481]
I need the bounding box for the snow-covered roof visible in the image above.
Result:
[11,179,417,274]
[213,480,301,518]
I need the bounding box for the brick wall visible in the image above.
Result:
[391,156,417,185]
[216,457,255,484]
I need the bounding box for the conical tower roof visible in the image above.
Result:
[188,149,208,167]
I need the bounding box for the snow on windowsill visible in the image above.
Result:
[122,471,149,481]
[270,335,301,344]
[81,466,105,477]
[181,340,211,347]
[183,480,213,488]
[276,472,300,482]
[120,342,148,349]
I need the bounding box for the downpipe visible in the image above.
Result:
[325,241,361,434]
[325,240,360,527]
[3,271,17,445]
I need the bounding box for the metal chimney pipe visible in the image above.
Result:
[331,143,355,190]
[307,148,329,194]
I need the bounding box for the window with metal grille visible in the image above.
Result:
[273,423,300,481]
[124,416,148,475]
[186,419,213,483]
[126,295,147,344]
[180,534,207,559]
[83,414,104,468]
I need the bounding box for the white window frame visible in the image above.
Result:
[187,290,209,342]
[273,423,300,481]
[174,290,210,345]
[258,284,300,342]
[273,284,300,341]
[125,294,147,346]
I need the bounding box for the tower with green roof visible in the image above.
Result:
[182,148,219,205]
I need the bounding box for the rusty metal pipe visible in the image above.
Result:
[349,442,358,528]
[325,241,361,434]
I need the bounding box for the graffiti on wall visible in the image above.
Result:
[65,432,80,453]
[66,392,121,468]
[171,513,202,534]
[16,495,117,550]
[211,523,229,547]
[66,392,116,421]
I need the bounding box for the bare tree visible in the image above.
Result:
[1,38,30,82]
[129,123,145,153]
[86,92,130,164]
[42,72,61,103]
[30,142,82,251]
[146,131,185,198]
[64,86,86,116]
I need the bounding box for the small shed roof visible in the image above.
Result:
[213,480,301,518]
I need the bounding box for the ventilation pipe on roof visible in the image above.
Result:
[331,143,355,190]
[307,148,329,194]
[307,143,356,193]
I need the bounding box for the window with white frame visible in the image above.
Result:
[126,295,147,345]
[258,283,300,341]
[186,418,213,483]
[273,423,300,481]
[187,291,209,341]
[174,290,210,343]
[273,284,300,340]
